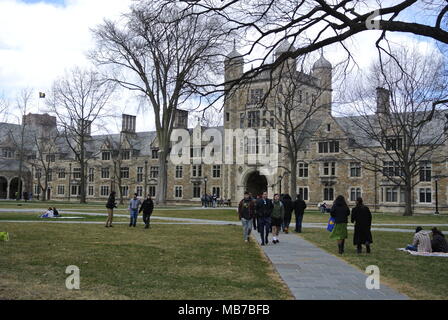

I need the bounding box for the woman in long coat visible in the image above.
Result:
[351,197,373,253]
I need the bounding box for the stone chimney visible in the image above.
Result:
[376,87,390,114]
[121,114,136,133]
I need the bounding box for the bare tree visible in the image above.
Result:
[46,67,115,203]
[339,47,448,216]
[169,0,448,88]
[90,1,229,204]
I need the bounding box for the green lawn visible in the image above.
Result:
[298,229,448,300]
[0,222,292,300]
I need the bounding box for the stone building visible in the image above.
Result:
[0,41,447,213]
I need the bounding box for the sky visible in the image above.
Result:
[0,0,444,133]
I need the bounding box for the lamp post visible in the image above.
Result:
[278,175,283,195]
[435,177,439,215]
[68,163,72,202]
[204,176,208,195]
[144,160,148,196]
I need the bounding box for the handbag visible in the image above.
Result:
[0,232,10,241]
[327,217,335,232]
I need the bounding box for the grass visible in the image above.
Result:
[0,222,292,300]
[298,228,448,300]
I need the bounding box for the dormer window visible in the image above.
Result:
[101,151,111,161]
[2,149,14,158]
[249,89,264,105]
[318,141,339,153]
[121,150,131,160]
[327,124,331,132]
[385,137,403,151]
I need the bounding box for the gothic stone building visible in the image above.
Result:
[0,41,447,213]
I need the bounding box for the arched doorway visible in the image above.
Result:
[0,177,7,199]
[245,171,268,197]
[9,177,22,199]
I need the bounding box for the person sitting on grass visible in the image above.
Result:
[40,207,54,218]
[406,226,432,253]
[431,227,448,253]
[53,207,60,217]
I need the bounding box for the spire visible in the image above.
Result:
[313,49,332,69]
[226,39,243,60]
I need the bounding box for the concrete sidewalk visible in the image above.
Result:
[253,231,408,300]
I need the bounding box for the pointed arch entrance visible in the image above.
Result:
[9,177,22,199]
[245,171,268,197]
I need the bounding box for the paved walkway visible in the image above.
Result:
[253,231,408,300]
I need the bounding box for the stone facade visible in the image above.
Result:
[0,42,447,213]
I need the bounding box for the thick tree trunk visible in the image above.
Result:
[403,184,413,216]
[156,149,168,205]
[289,158,298,200]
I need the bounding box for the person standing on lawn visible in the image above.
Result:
[139,194,154,229]
[238,191,256,242]
[129,193,141,227]
[281,194,293,234]
[293,194,307,233]
[255,191,274,246]
[329,195,350,254]
[351,197,373,254]
[105,191,117,228]
[271,194,284,244]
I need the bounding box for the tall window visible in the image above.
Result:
[101,167,110,179]
[35,168,42,179]
[46,154,55,162]
[212,165,221,178]
[193,185,201,198]
[350,162,361,177]
[175,166,183,178]
[102,151,111,160]
[192,165,202,177]
[57,185,65,195]
[150,166,159,178]
[212,187,221,198]
[318,141,339,153]
[88,168,94,182]
[149,186,156,197]
[298,187,309,201]
[137,167,143,182]
[73,168,81,179]
[47,169,53,182]
[385,187,398,202]
[121,150,131,160]
[350,187,362,202]
[121,186,129,197]
[419,162,431,182]
[100,186,109,196]
[136,186,143,197]
[151,149,159,159]
[120,167,129,179]
[298,163,308,178]
[247,111,260,128]
[240,113,245,128]
[249,88,263,104]
[58,168,66,179]
[175,186,183,198]
[419,188,432,203]
[324,188,334,201]
[71,185,80,196]
[323,162,336,176]
[88,185,94,196]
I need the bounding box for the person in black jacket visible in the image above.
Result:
[139,195,154,229]
[281,194,294,233]
[351,197,373,254]
[431,227,448,253]
[105,191,117,228]
[255,191,274,246]
[329,195,350,254]
[293,194,307,233]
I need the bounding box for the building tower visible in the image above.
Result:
[312,52,332,114]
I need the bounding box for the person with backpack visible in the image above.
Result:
[255,191,274,246]
[329,195,350,254]
[105,191,117,228]
[238,191,256,242]
[271,194,284,244]
[139,194,154,229]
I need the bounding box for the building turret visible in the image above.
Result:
[224,45,244,85]
[273,39,296,75]
[312,52,332,114]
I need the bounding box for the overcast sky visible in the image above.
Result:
[0,0,443,133]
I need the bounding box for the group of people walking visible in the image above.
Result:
[237,191,307,246]
[105,192,154,229]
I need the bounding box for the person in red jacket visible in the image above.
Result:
[238,191,256,242]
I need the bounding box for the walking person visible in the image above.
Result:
[129,193,141,227]
[255,191,273,246]
[238,191,255,242]
[281,194,293,233]
[105,191,117,228]
[351,197,373,254]
[139,194,154,229]
[329,195,350,254]
[249,193,257,231]
[293,194,307,233]
[271,194,284,244]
